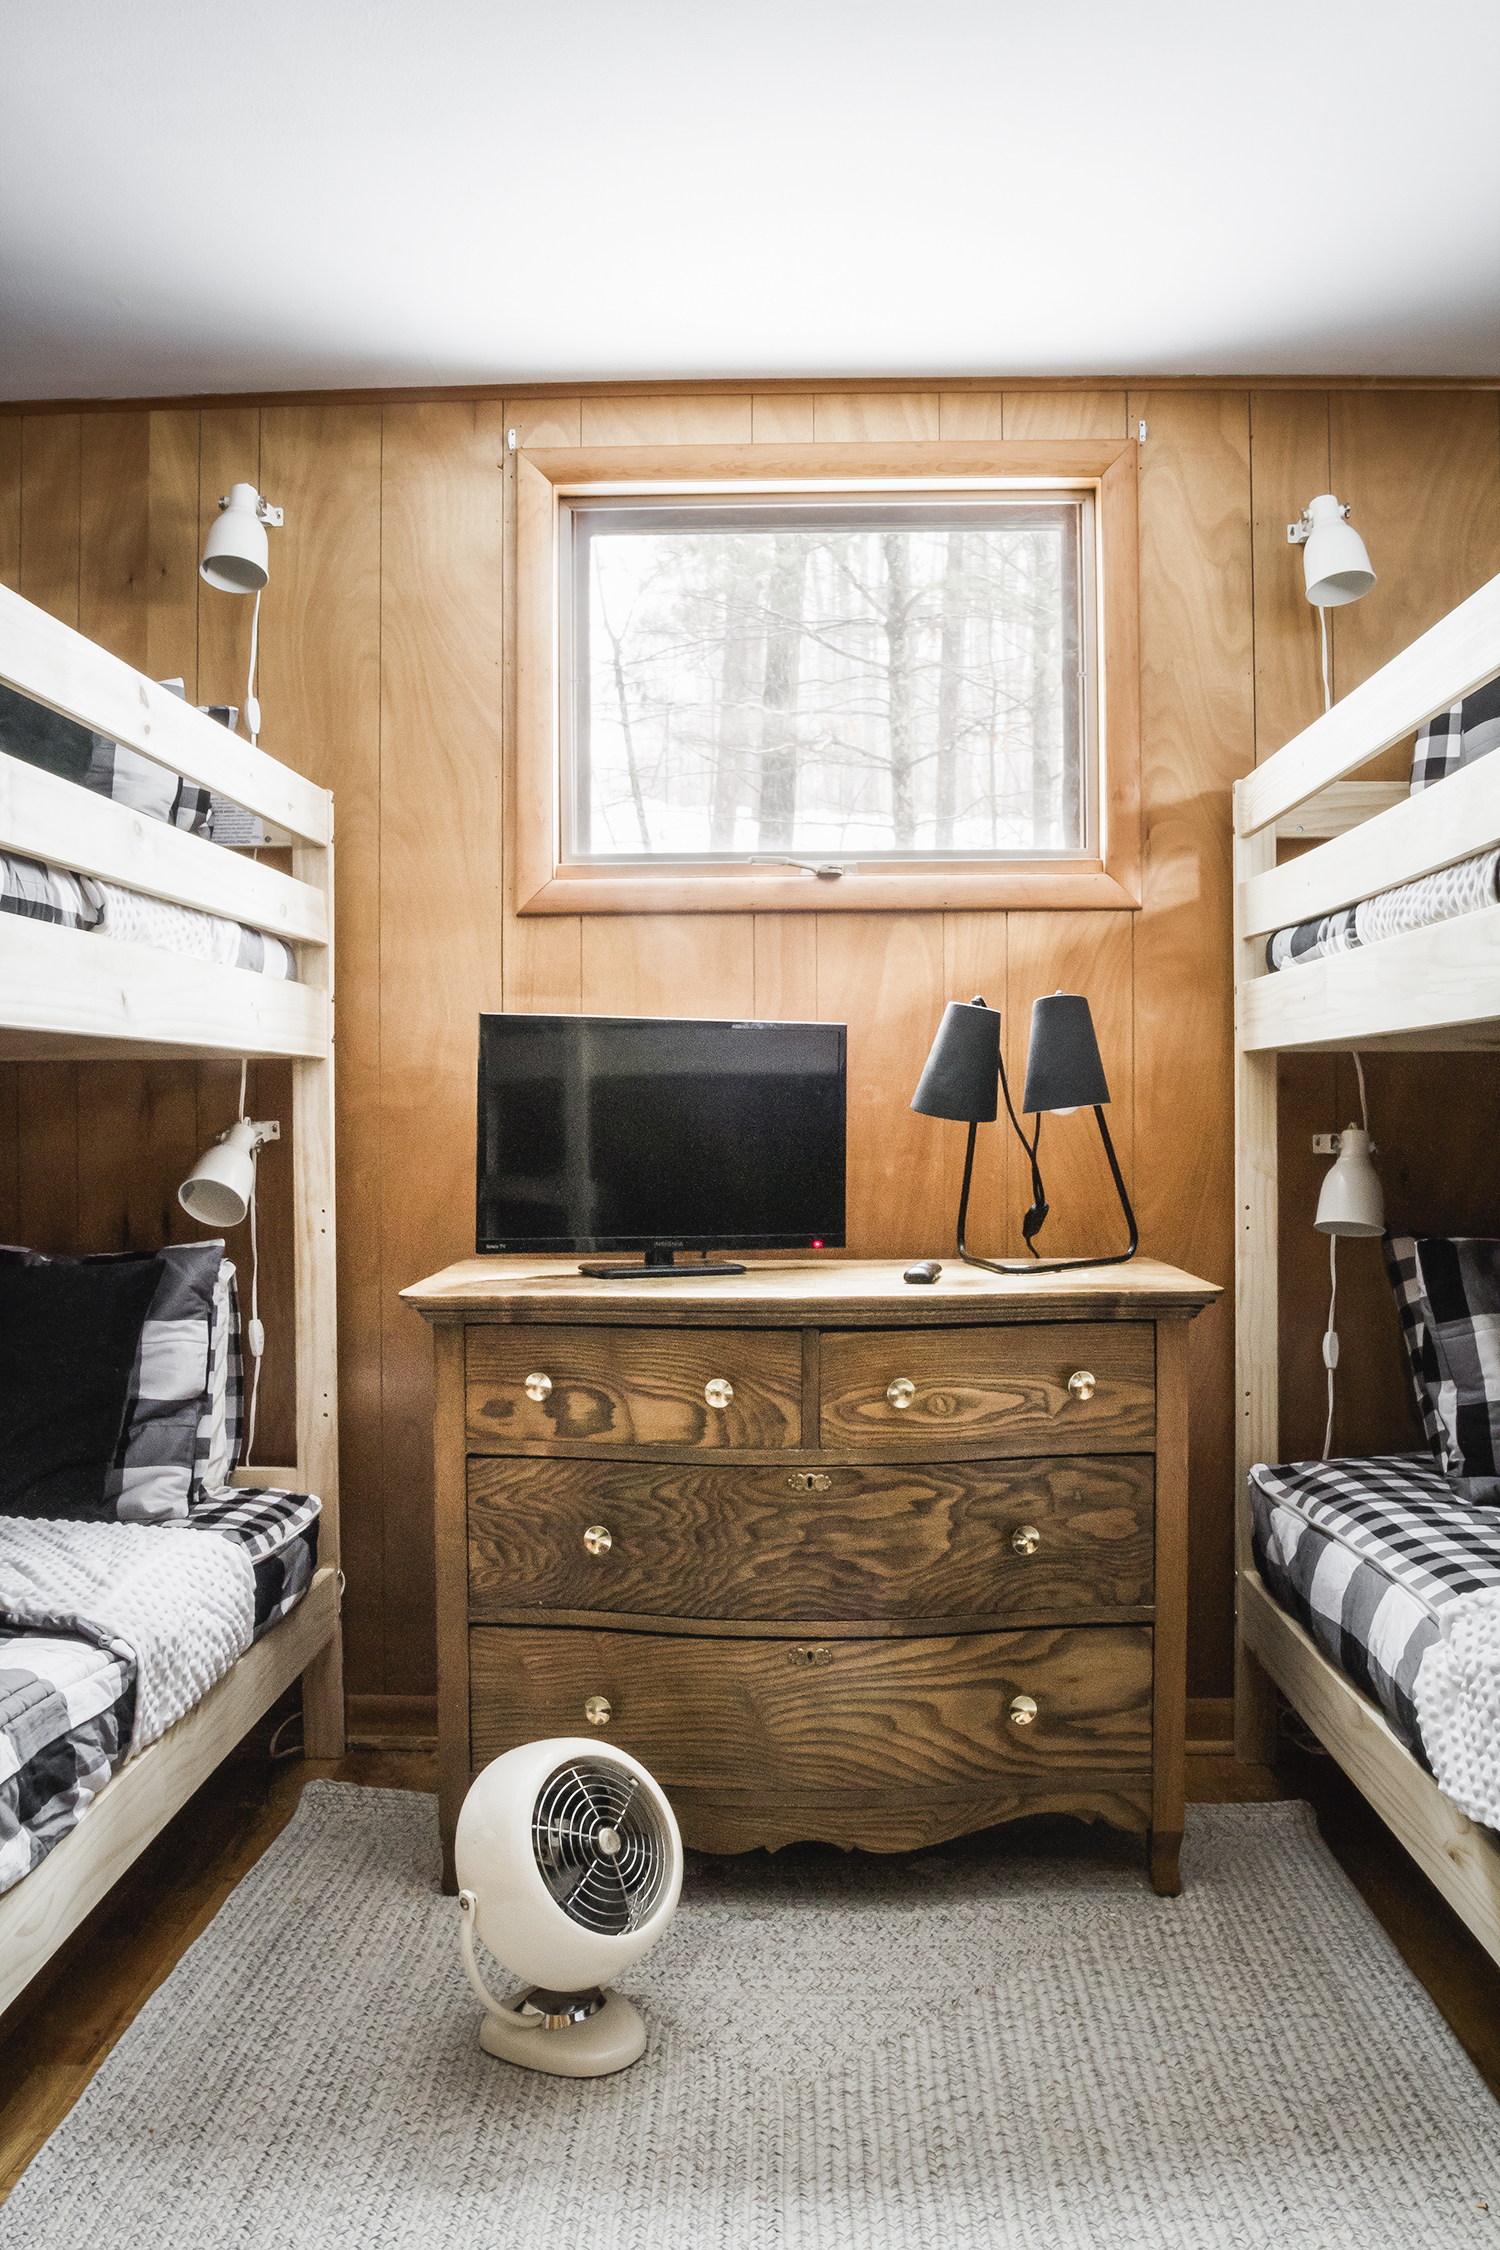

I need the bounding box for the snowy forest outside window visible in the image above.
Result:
[561,492,1096,867]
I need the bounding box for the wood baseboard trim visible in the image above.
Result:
[344,1695,438,1751]
[1186,1697,1235,1756]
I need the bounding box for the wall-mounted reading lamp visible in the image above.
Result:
[199,482,284,747]
[911,992,1137,1275]
[1288,494,1377,713]
[178,1107,279,1465]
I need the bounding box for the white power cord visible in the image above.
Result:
[246,588,263,746]
[1320,1052,1370,1461]
[1319,608,1331,716]
[235,1059,265,1468]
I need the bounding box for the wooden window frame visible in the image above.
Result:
[510,440,1141,915]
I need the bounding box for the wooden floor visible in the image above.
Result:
[2,1713,1497,2202]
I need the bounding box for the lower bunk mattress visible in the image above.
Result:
[1251,1454,1500,1826]
[0,1488,320,1897]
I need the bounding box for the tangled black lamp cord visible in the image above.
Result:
[956,1053,1140,1277]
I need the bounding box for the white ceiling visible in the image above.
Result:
[4,0,1498,400]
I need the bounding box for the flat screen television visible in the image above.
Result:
[476,1012,847,1275]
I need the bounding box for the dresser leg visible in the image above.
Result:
[1148,1829,1183,1897]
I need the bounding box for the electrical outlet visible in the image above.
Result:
[1312,1133,1338,1155]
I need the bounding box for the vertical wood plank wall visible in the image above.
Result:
[2,384,1497,1709]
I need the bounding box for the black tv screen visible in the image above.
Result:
[476,1013,846,1256]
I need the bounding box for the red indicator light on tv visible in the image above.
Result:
[812,1239,824,1248]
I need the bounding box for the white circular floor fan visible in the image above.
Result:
[455,1737,683,2077]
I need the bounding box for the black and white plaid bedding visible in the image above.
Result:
[1265,846,1500,971]
[0,851,103,930]
[1251,1453,1500,1763]
[0,1489,320,1897]
[1410,673,1500,792]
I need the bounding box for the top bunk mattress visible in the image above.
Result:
[1267,673,1500,972]
[1250,1453,1500,1825]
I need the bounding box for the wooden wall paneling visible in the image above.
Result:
[146,410,203,693]
[195,408,261,714]
[1330,393,1500,767]
[938,912,1010,1260]
[261,403,383,1692]
[751,396,815,443]
[1129,389,1255,1699]
[1004,392,1129,442]
[579,915,755,1018]
[812,394,940,444]
[379,401,506,1696]
[752,914,817,1021]
[503,399,581,448]
[938,395,1005,441]
[1005,912,1134,1264]
[78,414,149,666]
[503,918,583,1013]
[814,913,948,1258]
[72,414,162,1264]
[580,396,752,446]
[0,418,19,591]
[15,417,82,1252]
[0,424,16,1225]
[1250,391,1329,761]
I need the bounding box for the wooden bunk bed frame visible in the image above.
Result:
[0,582,344,2016]
[1234,567,1500,1971]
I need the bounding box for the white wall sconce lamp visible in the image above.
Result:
[1288,494,1377,713]
[199,483,284,747]
[200,483,283,594]
[179,1113,279,1464]
[1313,1124,1385,1239]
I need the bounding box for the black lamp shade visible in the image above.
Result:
[1021,993,1110,1114]
[910,998,1001,1122]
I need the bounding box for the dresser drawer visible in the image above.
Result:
[819,1323,1154,1453]
[466,1326,802,1451]
[468,1455,1154,1622]
[470,1623,1153,1791]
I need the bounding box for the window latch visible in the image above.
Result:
[747,856,852,880]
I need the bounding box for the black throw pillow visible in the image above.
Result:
[0,1256,165,1519]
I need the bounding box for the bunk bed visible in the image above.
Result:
[0,581,343,2015]
[1234,568,1500,1971]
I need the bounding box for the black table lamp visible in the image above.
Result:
[910,992,1138,1275]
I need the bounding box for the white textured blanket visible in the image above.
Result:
[1415,1588,1500,1828]
[0,1519,254,1755]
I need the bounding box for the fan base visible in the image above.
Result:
[479,1989,647,2077]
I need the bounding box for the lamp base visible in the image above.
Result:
[961,1248,1138,1277]
[954,1106,1139,1279]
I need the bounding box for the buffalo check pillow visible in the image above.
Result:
[1409,1236,1500,1505]
[0,1241,240,1520]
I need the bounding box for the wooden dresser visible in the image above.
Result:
[403,1258,1218,1896]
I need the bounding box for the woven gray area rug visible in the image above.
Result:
[5,1785,1498,2250]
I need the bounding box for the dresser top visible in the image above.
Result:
[401,1255,1220,1327]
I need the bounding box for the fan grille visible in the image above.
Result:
[531,1757,672,1934]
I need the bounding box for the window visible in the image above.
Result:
[560,493,1095,867]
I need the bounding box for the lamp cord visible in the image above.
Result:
[235,1056,262,1470]
[1322,1232,1339,1461]
[247,588,262,747]
[954,1106,1139,1277]
[1319,607,1331,716]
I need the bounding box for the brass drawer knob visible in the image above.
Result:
[584,1694,612,1726]
[1008,1694,1039,1727]
[524,1371,553,1403]
[1012,1523,1042,1556]
[886,1377,916,1410]
[583,1524,613,1556]
[787,1471,832,1492]
[1067,1370,1096,1402]
[788,1645,833,1667]
[704,1378,734,1409]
